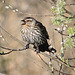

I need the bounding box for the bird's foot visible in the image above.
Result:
[34,49,40,54]
[25,44,29,49]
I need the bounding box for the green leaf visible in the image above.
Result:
[1,51,4,54]
[66,59,69,64]
[61,57,64,62]
[49,65,51,69]
[65,37,75,47]
[65,59,70,67]
[68,27,75,35]
[74,68,75,70]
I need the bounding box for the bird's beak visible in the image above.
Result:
[21,20,26,25]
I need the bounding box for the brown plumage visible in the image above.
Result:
[21,17,56,53]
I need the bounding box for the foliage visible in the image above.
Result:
[51,0,75,48]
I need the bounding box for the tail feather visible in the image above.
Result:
[38,41,56,53]
[48,45,56,53]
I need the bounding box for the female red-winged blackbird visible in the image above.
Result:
[21,17,56,53]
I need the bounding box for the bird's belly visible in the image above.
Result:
[22,29,34,43]
[21,28,45,45]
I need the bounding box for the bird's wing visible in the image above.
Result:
[36,22,49,39]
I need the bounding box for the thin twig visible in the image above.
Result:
[38,54,72,75]
[0,45,27,51]
[64,8,73,16]
[38,54,49,66]
[0,26,25,46]
[58,64,62,75]
[56,55,75,68]
[43,0,54,6]
[0,50,13,55]
[58,25,64,75]
[55,29,75,37]
[66,3,75,6]
[65,58,75,60]
[1,1,55,17]
[0,45,75,69]
[40,52,75,71]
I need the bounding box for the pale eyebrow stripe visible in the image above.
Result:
[26,19,32,21]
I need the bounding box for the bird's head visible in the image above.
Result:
[21,17,36,26]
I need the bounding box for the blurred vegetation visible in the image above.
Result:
[51,0,75,48]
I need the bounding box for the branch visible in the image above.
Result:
[0,45,75,69]
[55,29,75,37]
[0,26,25,46]
[58,25,64,75]
[0,50,13,55]
[58,64,62,75]
[1,45,71,75]
[38,54,72,75]
[66,3,75,6]
[0,45,28,55]
[0,45,27,52]
[40,52,75,69]
[64,8,73,16]
[64,9,75,19]
[1,1,56,17]
[42,0,54,6]
[56,55,75,68]
[65,58,75,60]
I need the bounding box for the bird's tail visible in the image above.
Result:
[48,45,56,53]
[38,40,56,53]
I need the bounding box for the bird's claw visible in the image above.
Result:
[25,44,29,49]
[34,49,40,53]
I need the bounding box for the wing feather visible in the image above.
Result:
[36,22,49,39]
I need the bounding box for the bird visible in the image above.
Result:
[21,17,56,53]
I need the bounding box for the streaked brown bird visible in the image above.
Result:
[21,17,56,53]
